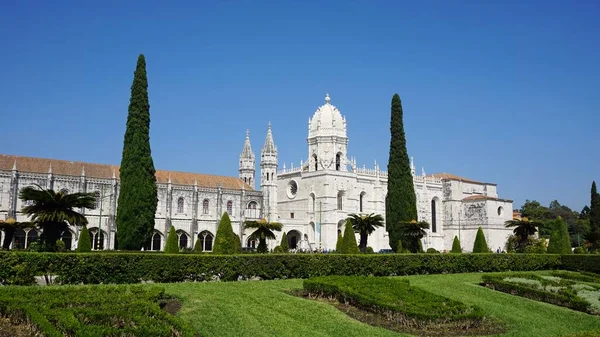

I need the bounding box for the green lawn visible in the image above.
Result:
[163,272,600,337]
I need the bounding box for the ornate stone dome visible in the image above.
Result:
[308,94,347,138]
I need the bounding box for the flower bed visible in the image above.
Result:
[481,271,600,315]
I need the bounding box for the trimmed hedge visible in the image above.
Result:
[0,252,561,285]
[562,255,600,274]
[0,285,195,336]
[304,276,484,321]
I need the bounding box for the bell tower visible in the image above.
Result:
[260,122,278,221]
[239,129,256,188]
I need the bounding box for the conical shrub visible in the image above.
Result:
[547,216,572,254]
[213,213,236,254]
[164,226,179,254]
[472,226,489,253]
[451,236,462,253]
[193,237,203,253]
[280,232,289,252]
[341,219,360,254]
[77,225,91,252]
[335,232,343,252]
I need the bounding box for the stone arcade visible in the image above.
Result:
[0,95,514,252]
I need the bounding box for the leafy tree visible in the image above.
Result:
[341,219,359,254]
[19,185,95,251]
[451,236,462,253]
[77,225,91,252]
[571,219,590,247]
[586,181,600,251]
[0,218,33,250]
[280,231,289,252]
[385,94,417,252]
[116,54,158,251]
[547,217,571,254]
[398,220,429,253]
[193,237,203,253]
[335,232,343,252]
[472,227,489,253]
[244,218,282,253]
[580,206,591,219]
[347,213,384,253]
[213,213,237,254]
[505,217,544,250]
[164,226,179,254]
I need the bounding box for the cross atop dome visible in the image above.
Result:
[325,93,330,104]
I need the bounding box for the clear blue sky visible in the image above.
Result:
[1,1,598,212]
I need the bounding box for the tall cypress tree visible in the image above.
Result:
[116,54,158,250]
[587,181,600,250]
[386,94,417,252]
[472,227,490,253]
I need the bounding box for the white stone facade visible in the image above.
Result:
[0,94,514,253]
[0,156,262,251]
[260,95,514,252]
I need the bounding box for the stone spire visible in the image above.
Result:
[240,129,255,160]
[262,122,277,155]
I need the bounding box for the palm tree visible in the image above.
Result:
[19,184,96,251]
[0,218,34,250]
[504,217,544,250]
[347,213,384,253]
[399,220,430,253]
[244,218,283,253]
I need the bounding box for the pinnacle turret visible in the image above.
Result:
[240,129,255,160]
[262,122,277,156]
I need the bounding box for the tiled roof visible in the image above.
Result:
[462,195,512,203]
[0,154,253,191]
[428,172,496,186]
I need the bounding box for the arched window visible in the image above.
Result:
[88,228,105,250]
[199,231,214,251]
[227,200,233,215]
[61,230,73,250]
[177,197,184,213]
[266,172,269,181]
[359,192,365,213]
[202,199,209,215]
[247,201,258,218]
[335,153,341,171]
[144,231,162,251]
[26,230,38,248]
[94,190,101,209]
[177,230,189,249]
[313,154,318,171]
[13,229,26,249]
[309,193,316,213]
[337,191,343,210]
[431,199,437,233]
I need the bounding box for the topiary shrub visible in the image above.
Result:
[365,246,374,254]
[213,213,237,255]
[193,237,203,253]
[341,219,360,254]
[547,217,572,254]
[55,240,66,252]
[77,226,91,253]
[451,236,462,253]
[273,246,283,253]
[396,240,406,253]
[164,226,179,254]
[280,232,289,252]
[472,227,490,253]
[335,232,343,253]
[426,248,439,254]
[574,247,586,254]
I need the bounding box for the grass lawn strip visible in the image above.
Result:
[0,285,195,337]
